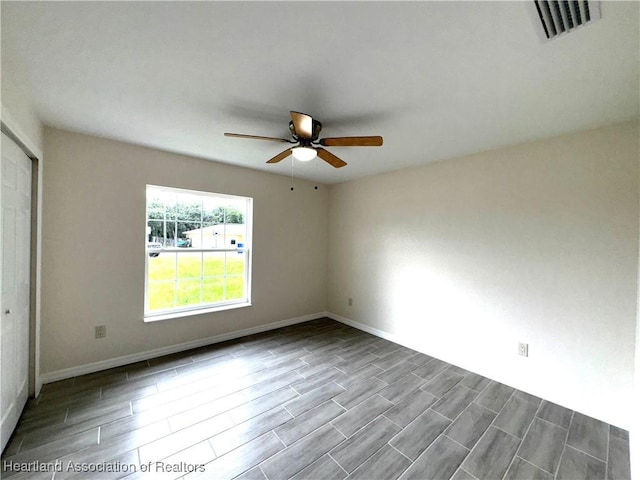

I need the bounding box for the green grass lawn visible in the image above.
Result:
[147,252,245,311]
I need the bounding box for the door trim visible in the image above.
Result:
[1,116,42,398]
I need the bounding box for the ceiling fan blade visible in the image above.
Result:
[225,133,292,143]
[290,111,314,139]
[316,148,347,168]
[319,136,383,147]
[266,148,293,164]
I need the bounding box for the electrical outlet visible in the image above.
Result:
[95,325,107,339]
[518,342,528,357]
[348,297,353,307]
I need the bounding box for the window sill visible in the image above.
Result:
[144,302,251,323]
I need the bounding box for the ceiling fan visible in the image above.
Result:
[224,111,383,168]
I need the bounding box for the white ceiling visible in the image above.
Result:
[2,1,638,184]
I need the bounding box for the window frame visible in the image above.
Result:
[143,185,253,322]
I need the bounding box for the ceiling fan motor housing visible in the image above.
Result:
[289,119,323,141]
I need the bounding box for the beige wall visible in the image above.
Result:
[40,122,639,431]
[328,122,639,429]
[41,128,328,374]
[633,203,640,478]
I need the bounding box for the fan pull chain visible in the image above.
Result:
[290,157,295,191]
[314,157,319,190]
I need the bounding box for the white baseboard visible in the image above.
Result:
[326,312,425,353]
[327,312,390,339]
[40,312,328,384]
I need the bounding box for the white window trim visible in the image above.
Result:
[144,185,253,321]
[144,300,252,323]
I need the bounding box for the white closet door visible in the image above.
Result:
[1,132,32,452]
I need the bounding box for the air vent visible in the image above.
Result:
[532,1,601,40]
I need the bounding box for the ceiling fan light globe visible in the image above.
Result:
[292,146,317,162]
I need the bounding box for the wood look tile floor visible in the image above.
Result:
[1,318,631,480]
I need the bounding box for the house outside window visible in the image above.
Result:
[145,185,252,320]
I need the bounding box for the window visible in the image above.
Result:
[145,185,252,320]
